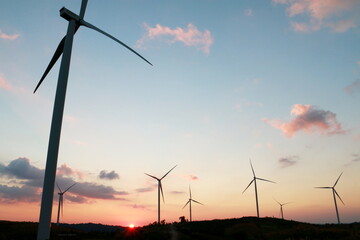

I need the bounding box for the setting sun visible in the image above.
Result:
[129,224,135,229]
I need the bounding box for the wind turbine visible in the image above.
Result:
[182,185,203,222]
[35,1,152,239]
[274,199,291,220]
[243,159,275,218]
[145,165,177,224]
[56,183,76,225]
[315,172,344,224]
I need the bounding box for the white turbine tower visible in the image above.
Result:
[182,185,203,222]
[35,1,152,239]
[243,159,275,218]
[315,172,345,224]
[274,199,291,220]
[56,183,76,225]
[145,165,177,224]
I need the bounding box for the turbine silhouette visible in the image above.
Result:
[243,159,275,218]
[35,1,151,239]
[182,185,203,222]
[315,172,345,224]
[145,165,177,224]
[56,183,76,225]
[274,199,291,220]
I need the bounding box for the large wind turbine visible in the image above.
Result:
[274,199,291,220]
[56,183,76,225]
[315,172,344,224]
[145,165,177,224]
[35,1,152,239]
[243,159,275,218]
[182,185,203,222]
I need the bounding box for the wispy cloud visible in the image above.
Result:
[344,79,360,94]
[99,170,119,180]
[135,187,154,193]
[245,9,253,16]
[0,74,12,91]
[278,156,299,168]
[273,0,360,33]
[170,190,185,195]
[264,104,344,137]
[136,23,213,55]
[0,158,127,203]
[0,30,19,40]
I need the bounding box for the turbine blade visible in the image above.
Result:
[80,20,152,66]
[182,200,190,209]
[249,159,256,177]
[63,183,77,193]
[161,165,177,180]
[333,172,343,187]
[34,37,65,93]
[283,202,292,205]
[257,177,276,184]
[192,199,204,205]
[315,187,332,189]
[56,183,62,193]
[334,189,345,205]
[144,173,159,180]
[273,198,281,205]
[242,179,254,194]
[79,0,88,19]
[189,185,192,198]
[159,181,165,203]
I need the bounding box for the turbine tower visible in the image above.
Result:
[274,199,291,220]
[145,165,177,224]
[35,1,151,239]
[56,183,76,225]
[315,172,345,224]
[182,185,203,222]
[243,159,275,218]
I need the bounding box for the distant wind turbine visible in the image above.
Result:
[243,159,276,218]
[315,172,345,224]
[56,183,76,225]
[182,185,203,222]
[145,165,177,224]
[34,1,151,239]
[274,199,291,220]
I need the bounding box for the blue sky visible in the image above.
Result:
[1,0,360,226]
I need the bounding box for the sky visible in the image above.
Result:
[0,0,360,227]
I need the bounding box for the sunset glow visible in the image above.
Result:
[0,0,359,228]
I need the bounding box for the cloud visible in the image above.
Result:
[136,23,213,55]
[0,158,127,203]
[170,191,185,195]
[274,0,360,33]
[264,104,344,137]
[344,79,360,94]
[135,187,154,193]
[0,74,12,91]
[245,9,253,16]
[99,170,119,180]
[57,163,84,179]
[0,30,19,40]
[188,175,199,181]
[278,156,299,168]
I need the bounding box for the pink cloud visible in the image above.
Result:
[0,30,19,40]
[245,9,253,16]
[57,163,84,179]
[264,104,344,137]
[275,0,359,33]
[0,74,12,91]
[136,23,213,55]
[344,79,360,94]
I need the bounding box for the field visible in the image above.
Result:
[0,217,359,240]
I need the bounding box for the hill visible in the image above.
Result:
[0,217,359,239]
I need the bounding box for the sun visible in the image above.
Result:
[129,224,135,229]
